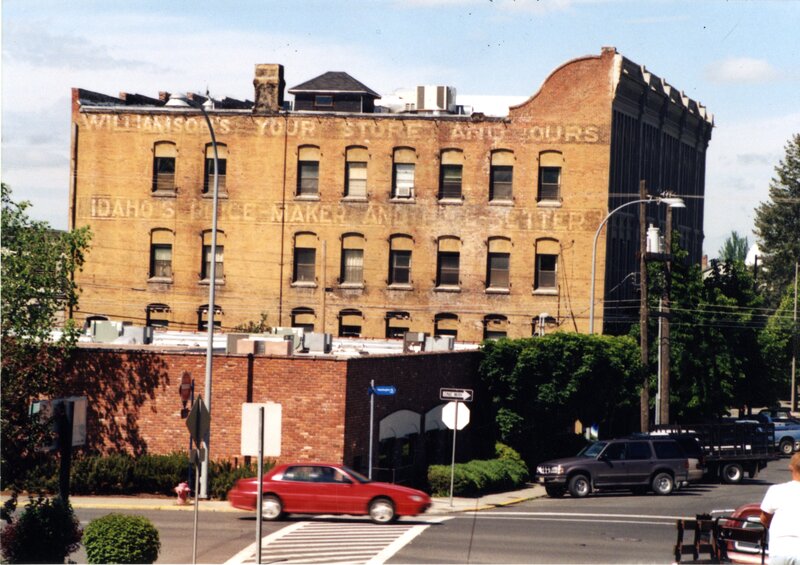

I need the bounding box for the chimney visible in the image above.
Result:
[253,64,285,113]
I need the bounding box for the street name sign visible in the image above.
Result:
[440,388,473,402]
[372,385,397,396]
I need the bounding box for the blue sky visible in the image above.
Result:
[3,0,799,257]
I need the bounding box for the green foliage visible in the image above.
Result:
[209,458,267,500]
[70,452,135,494]
[131,452,192,495]
[427,444,529,497]
[479,334,640,465]
[0,493,83,564]
[233,312,271,333]
[754,133,800,306]
[82,513,160,564]
[1,183,92,489]
[718,231,750,263]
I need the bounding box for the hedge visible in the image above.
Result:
[427,443,529,496]
[83,513,160,564]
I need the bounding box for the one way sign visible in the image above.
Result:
[440,388,473,402]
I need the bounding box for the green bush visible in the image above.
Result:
[0,493,83,564]
[83,513,160,564]
[131,452,189,495]
[71,452,135,494]
[427,443,529,497]
[209,458,270,500]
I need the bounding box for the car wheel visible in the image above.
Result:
[261,494,284,521]
[721,463,744,484]
[779,438,794,456]
[568,474,591,498]
[545,485,566,498]
[369,497,396,524]
[651,472,674,495]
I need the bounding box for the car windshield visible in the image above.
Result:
[578,442,607,457]
[341,465,371,484]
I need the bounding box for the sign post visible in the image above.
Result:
[368,381,396,479]
[185,395,210,565]
[441,396,472,506]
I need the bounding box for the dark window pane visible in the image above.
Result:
[389,250,411,284]
[204,158,227,194]
[440,165,462,199]
[437,252,460,286]
[490,166,513,201]
[294,248,316,282]
[150,244,172,278]
[488,253,510,288]
[153,157,175,192]
[536,253,557,289]
[298,161,319,195]
[538,166,561,201]
[626,442,652,460]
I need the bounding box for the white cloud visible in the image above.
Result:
[706,57,780,84]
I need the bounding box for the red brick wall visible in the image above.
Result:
[64,346,482,469]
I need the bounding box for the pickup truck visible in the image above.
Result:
[752,413,800,455]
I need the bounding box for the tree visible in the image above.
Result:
[718,231,750,263]
[1,183,92,488]
[754,133,800,304]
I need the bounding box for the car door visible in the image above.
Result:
[279,465,336,514]
[624,441,655,484]
[594,441,627,486]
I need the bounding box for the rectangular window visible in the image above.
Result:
[490,166,513,201]
[538,167,561,201]
[341,249,364,284]
[535,254,557,289]
[203,157,227,194]
[487,252,510,289]
[202,245,224,280]
[437,252,460,286]
[294,248,316,282]
[153,157,175,192]
[439,165,462,199]
[150,244,173,278]
[393,163,415,198]
[345,162,367,198]
[389,250,411,285]
[315,95,333,108]
[298,161,319,196]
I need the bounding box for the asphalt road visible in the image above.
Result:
[69,461,790,564]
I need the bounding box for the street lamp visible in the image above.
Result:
[166,92,219,499]
[588,196,685,335]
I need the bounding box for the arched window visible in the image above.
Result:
[486,237,511,290]
[149,228,174,280]
[483,314,509,340]
[291,307,316,332]
[490,150,514,202]
[338,309,363,337]
[534,238,559,291]
[388,234,413,286]
[197,304,223,331]
[344,146,368,198]
[392,147,416,199]
[297,145,320,197]
[439,149,464,200]
[200,229,225,281]
[538,151,563,203]
[340,233,365,285]
[203,142,228,195]
[293,232,318,284]
[145,303,171,328]
[436,236,461,288]
[385,311,410,339]
[152,141,177,193]
[434,313,458,338]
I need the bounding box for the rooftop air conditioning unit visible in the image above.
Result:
[416,85,457,114]
[425,335,455,351]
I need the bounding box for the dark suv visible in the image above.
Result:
[535,437,690,498]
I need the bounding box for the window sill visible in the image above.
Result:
[202,192,229,199]
[147,277,173,284]
[339,282,365,290]
[387,283,413,291]
[485,288,510,295]
[437,198,464,205]
[489,200,514,207]
[390,197,416,204]
[152,190,177,198]
[295,195,320,201]
[199,278,225,286]
[341,196,368,203]
[291,281,318,288]
[435,285,461,293]
[537,200,562,208]
[533,288,558,295]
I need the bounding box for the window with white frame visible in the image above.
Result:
[340,233,365,285]
[392,147,416,199]
[345,146,368,198]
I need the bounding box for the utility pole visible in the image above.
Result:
[792,261,798,412]
[639,180,650,432]
[658,204,673,425]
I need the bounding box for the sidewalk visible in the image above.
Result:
[3,484,547,515]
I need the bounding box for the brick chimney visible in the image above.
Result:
[253,64,285,113]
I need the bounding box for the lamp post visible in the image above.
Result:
[588,196,685,334]
[166,93,219,499]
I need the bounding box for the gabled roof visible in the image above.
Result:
[288,71,380,98]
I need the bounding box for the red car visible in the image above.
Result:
[227,463,432,524]
[718,503,768,564]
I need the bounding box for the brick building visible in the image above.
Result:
[69,47,712,340]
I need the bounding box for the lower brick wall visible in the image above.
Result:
[64,346,483,474]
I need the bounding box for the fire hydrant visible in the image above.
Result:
[174,482,191,505]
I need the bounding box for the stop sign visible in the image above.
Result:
[442,401,470,430]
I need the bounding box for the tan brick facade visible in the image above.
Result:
[69,48,712,339]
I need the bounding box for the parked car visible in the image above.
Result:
[753,413,800,455]
[634,431,705,483]
[227,462,431,523]
[535,437,690,498]
[718,503,768,564]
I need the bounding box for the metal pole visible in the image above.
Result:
[449,402,459,507]
[368,379,374,479]
[199,102,219,499]
[256,407,264,565]
[792,261,798,412]
[658,205,673,426]
[656,297,662,426]
[639,180,650,433]
[192,458,199,565]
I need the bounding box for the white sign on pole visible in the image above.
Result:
[241,403,282,456]
[442,401,470,430]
